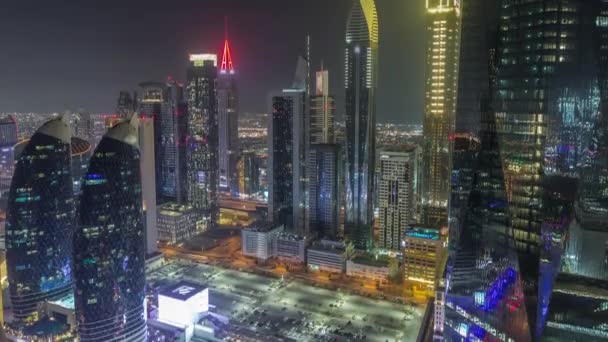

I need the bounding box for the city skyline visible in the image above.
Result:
[0,0,426,124]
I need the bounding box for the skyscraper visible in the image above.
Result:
[307,144,340,239]
[138,82,166,203]
[0,115,17,198]
[310,69,335,144]
[217,27,240,195]
[74,116,147,342]
[186,54,219,228]
[421,0,461,228]
[377,146,418,252]
[161,80,188,203]
[344,0,378,250]
[6,117,74,321]
[140,115,158,256]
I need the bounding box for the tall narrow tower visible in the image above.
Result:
[344,0,378,250]
[218,17,240,195]
[186,54,219,229]
[421,0,461,228]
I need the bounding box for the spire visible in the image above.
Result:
[221,16,235,74]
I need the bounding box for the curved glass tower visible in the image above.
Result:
[344,0,378,250]
[74,118,147,341]
[6,117,74,321]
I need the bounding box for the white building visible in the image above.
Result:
[241,222,284,261]
[346,255,390,284]
[157,281,210,341]
[377,146,419,251]
[275,233,306,263]
[307,240,345,273]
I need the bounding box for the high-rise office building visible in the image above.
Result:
[455,0,497,135]
[344,0,378,250]
[377,146,418,252]
[74,117,147,342]
[186,54,219,229]
[240,151,260,195]
[421,0,461,228]
[0,115,17,198]
[138,82,166,203]
[161,80,188,203]
[116,90,137,118]
[140,115,158,256]
[307,144,340,239]
[268,88,305,230]
[310,69,335,144]
[72,110,95,144]
[217,26,240,195]
[6,117,74,322]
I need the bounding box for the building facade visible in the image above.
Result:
[421,0,461,228]
[0,116,18,198]
[307,144,340,239]
[403,226,447,297]
[344,0,379,250]
[74,118,147,341]
[161,80,188,203]
[186,54,219,228]
[310,69,335,145]
[6,117,74,321]
[377,147,418,251]
[217,37,240,195]
[241,222,284,261]
[157,203,199,245]
[275,232,306,264]
[307,240,345,273]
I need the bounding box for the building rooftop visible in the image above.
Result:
[48,293,75,310]
[351,254,390,268]
[158,202,196,216]
[405,226,442,241]
[159,281,208,301]
[244,221,283,233]
[277,232,305,242]
[37,116,71,143]
[308,241,344,255]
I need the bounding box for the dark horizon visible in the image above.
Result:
[0,0,425,124]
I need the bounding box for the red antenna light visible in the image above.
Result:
[221,16,235,74]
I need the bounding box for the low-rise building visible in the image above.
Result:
[307,240,345,273]
[403,226,448,296]
[275,232,306,264]
[241,222,284,261]
[346,254,390,284]
[157,203,199,245]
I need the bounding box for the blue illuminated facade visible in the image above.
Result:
[73,119,147,341]
[6,117,74,322]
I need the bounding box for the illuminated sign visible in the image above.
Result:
[189,54,217,67]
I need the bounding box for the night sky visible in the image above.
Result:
[0,0,425,124]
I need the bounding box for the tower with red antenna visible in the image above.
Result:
[220,16,235,74]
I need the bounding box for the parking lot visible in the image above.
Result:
[148,259,424,341]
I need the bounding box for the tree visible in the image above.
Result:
[388,257,403,284]
[343,241,356,261]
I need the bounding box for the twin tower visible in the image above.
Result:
[5,115,147,340]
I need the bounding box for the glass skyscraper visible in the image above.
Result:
[344,0,378,250]
[6,117,74,321]
[73,118,147,341]
[421,0,461,228]
[186,54,219,228]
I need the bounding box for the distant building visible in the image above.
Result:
[70,137,93,197]
[377,146,418,251]
[309,69,335,144]
[74,117,147,341]
[0,116,17,198]
[307,240,345,273]
[161,80,188,203]
[306,144,339,239]
[241,222,284,261]
[138,82,165,203]
[6,117,74,322]
[403,226,447,296]
[157,203,199,245]
[186,54,219,228]
[275,232,306,264]
[72,111,94,145]
[346,254,390,285]
[140,114,158,255]
[217,32,239,194]
[239,151,260,196]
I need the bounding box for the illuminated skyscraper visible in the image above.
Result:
[74,117,147,342]
[377,146,418,252]
[307,144,339,239]
[310,69,335,144]
[0,115,17,198]
[217,25,240,195]
[6,117,74,321]
[140,115,158,255]
[138,82,165,203]
[421,0,461,228]
[186,54,219,228]
[161,80,188,203]
[344,0,378,250]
